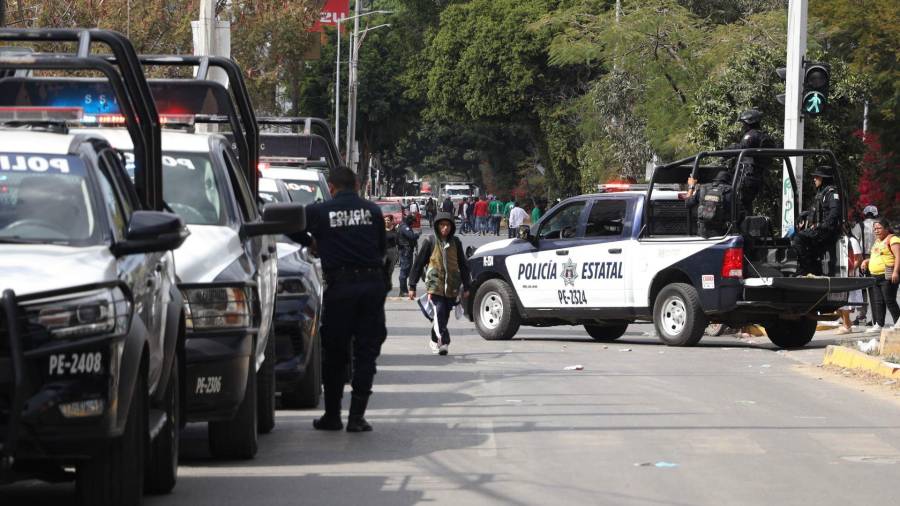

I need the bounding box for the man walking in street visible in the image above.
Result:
[290,166,387,433]
[441,195,454,214]
[474,195,490,235]
[531,200,543,225]
[489,195,502,235]
[409,212,471,356]
[503,198,516,238]
[508,200,529,238]
[397,214,420,297]
[457,197,470,234]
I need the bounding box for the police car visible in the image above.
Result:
[258,177,324,408]
[0,28,187,506]
[465,149,873,349]
[259,166,330,206]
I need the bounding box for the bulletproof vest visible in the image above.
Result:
[813,185,837,225]
[397,225,415,249]
[698,183,730,225]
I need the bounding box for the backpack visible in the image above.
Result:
[698,183,729,225]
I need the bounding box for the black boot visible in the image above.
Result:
[313,384,343,431]
[346,394,372,433]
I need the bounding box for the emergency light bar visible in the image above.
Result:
[0,106,83,122]
[92,113,194,127]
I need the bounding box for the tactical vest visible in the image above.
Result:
[698,183,729,225]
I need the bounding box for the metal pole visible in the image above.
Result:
[334,17,341,144]
[346,0,361,171]
[781,0,807,236]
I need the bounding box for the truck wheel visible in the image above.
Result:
[257,332,276,434]
[705,323,726,336]
[145,359,179,494]
[584,323,628,341]
[474,279,520,340]
[764,318,817,349]
[282,332,321,409]
[77,369,146,506]
[653,283,707,347]
[208,356,258,459]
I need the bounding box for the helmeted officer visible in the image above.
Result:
[396,213,420,297]
[685,170,734,238]
[793,165,843,275]
[290,166,386,432]
[733,109,774,217]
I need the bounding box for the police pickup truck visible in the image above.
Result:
[0,29,187,506]
[466,149,873,349]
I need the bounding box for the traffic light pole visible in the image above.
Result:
[781,0,807,236]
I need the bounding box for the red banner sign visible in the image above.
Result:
[309,0,350,33]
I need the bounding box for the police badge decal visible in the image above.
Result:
[561,258,578,286]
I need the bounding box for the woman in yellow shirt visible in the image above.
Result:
[861,219,900,330]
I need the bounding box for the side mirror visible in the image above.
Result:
[242,203,306,237]
[112,211,188,256]
[517,224,536,244]
[465,245,475,259]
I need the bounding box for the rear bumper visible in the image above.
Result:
[183,328,255,422]
[737,276,875,315]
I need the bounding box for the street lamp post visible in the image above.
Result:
[332,8,392,168]
[346,22,391,171]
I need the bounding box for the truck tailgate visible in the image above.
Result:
[744,277,874,293]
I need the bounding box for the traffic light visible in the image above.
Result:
[802,61,830,117]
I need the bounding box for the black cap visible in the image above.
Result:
[810,165,835,179]
[404,214,415,225]
[736,109,763,125]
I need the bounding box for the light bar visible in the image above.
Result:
[0,106,84,122]
[88,113,195,127]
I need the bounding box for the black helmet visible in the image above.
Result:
[810,165,835,179]
[736,109,763,126]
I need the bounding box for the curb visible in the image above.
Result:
[822,345,900,379]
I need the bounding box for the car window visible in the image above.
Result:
[585,200,627,238]
[538,201,585,240]
[283,179,324,205]
[124,150,228,226]
[96,155,129,241]
[379,203,402,213]
[0,153,98,244]
[223,149,259,222]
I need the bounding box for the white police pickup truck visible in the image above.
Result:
[465,149,874,349]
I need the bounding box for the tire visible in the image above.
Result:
[705,323,726,336]
[584,323,629,341]
[77,368,147,506]
[145,359,179,494]
[208,356,258,459]
[281,332,321,409]
[257,332,276,434]
[473,279,521,340]
[653,283,707,347]
[764,318,817,349]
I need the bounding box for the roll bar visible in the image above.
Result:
[130,55,259,195]
[0,28,163,210]
[256,116,340,170]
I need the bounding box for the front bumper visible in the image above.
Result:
[1,289,135,480]
[183,327,256,422]
[273,294,319,391]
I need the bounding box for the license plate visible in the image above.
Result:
[47,351,105,377]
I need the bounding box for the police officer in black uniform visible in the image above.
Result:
[793,165,842,275]
[685,170,734,238]
[733,109,775,217]
[396,214,420,297]
[291,166,387,432]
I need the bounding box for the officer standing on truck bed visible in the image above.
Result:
[291,166,387,433]
[732,109,774,217]
[397,213,420,297]
[793,165,842,275]
[685,170,734,238]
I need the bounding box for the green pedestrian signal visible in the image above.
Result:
[802,62,830,117]
[803,91,825,115]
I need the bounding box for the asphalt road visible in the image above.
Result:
[4,230,900,506]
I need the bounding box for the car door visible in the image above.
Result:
[577,198,633,308]
[97,149,169,388]
[221,147,277,363]
[504,200,588,309]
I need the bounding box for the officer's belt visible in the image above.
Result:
[325,266,383,284]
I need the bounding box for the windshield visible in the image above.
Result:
[125,151,228,226]
[446,188,470,196]
[0,153,98,244]
[379,203,402,213]
[283,179,325,205]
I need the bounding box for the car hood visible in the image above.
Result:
[0,244,116,296]
[174,225,245,283]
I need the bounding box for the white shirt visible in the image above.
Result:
[409,202,419,214]
[509,206,528,228]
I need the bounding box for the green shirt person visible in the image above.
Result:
[503,200,515,218]
[531,204,542,224]
[489,198,501,216]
